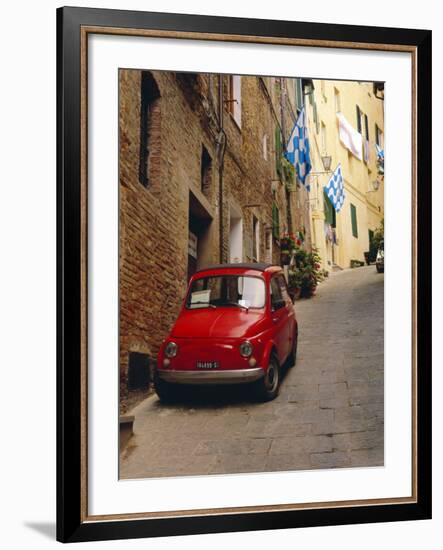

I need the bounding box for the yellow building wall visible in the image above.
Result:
[306,80,384,270]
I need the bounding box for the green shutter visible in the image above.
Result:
[350,203,358,238]
[323,191,336,227]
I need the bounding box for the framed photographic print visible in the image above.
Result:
[57,6,432,543]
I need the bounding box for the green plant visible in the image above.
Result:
[372,219,384,251]
[286,247,325,299]
[281,157,296,191]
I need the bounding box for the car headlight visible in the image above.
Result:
[239,341,253,357]
[165,341,178,358]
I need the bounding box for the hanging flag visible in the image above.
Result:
[375,144,384,176]
[285,107,312,190]
[337,112,362,160]
[324,164,346,213]
[375,143,384,161]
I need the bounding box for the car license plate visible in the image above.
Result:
[196,361,219,369]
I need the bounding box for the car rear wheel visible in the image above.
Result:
[154,372,179,403]
[376,265,384,273]
[255,354,280,402]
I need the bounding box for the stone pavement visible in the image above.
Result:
[120,265,384,479]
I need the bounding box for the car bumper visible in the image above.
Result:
[157,368,264,385]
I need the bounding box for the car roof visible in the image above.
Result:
[195,263,280,274]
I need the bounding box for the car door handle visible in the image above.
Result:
[272,317,279,323]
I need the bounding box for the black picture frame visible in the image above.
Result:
[57,6,432,543]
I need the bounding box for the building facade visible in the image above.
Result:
[119,70,312,408]
[305,80,385,270]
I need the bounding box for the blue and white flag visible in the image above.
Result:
[324,164,345,213]
[375,143,384,161]
[285,107,312,190]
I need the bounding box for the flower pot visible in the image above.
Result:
[291,287,302,300]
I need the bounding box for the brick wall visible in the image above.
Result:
[119,70,312,412]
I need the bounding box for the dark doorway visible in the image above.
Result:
[188,192,213,280]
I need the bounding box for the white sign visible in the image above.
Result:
[188,231,198,259]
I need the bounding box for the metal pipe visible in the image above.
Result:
[217,74,226,263]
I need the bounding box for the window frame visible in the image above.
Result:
[228,75,242,128]
[138,71,160,188]
[350,203,358,238]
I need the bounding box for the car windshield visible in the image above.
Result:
[186,275,266,309]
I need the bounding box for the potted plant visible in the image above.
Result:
[288,269,303,300]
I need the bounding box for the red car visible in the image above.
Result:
[154,263,298,402]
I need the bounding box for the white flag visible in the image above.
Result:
[337,112,362,160]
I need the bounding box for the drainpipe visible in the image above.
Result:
[217,75,227,263]
[280,78,293,235]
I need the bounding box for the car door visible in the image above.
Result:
[270,275,290,364]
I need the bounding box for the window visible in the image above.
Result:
[363,113,370,164]
[252,216,260,262]
[295,78,304,112]
[200,145,212,196]
[187,276,265,309]
[139,72,161,187]
[324,190,336,228]
[228,75,242,128]
[127,352,150,390]
[334,88,341,113]
[270,277,284,310]
[356,105,362,134]
[263,134,268,160]
[350,203,358,238]
[364,114,369,140]
[375,124,384,148]
[277,275,291,303]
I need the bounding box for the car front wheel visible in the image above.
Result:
[255,354,280,402]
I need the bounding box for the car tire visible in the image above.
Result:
[255,354,280,402]
[154,372,179,403]
[376,265,383,273]
[287,328,298,368]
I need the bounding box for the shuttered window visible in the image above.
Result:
[295,78,304,112]
[350,203,358,238]
[356,105,362,134]
[324,191,336,227]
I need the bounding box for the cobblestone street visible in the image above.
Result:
[120,265,384,479]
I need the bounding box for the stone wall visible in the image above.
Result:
[119,70,312,411]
